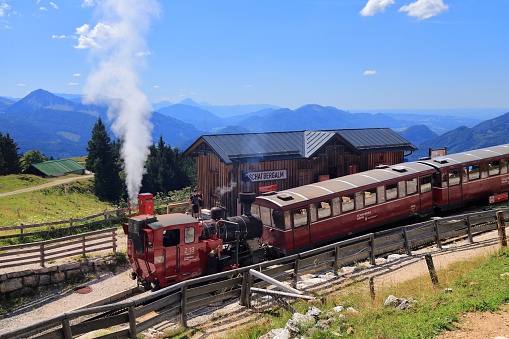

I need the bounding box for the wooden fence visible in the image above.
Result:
[1,208,506,339]
[0,228,118,270]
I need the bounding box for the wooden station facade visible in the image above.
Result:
[183,128,417,216]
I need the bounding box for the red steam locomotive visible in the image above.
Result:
[124,143,509,289]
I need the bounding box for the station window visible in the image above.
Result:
[332,197,341,216]
[341,194,354,212]
[448,170,460,186]
[420,176,432,193]
[386,183,398,201]
[488,160,500,176]
[467,164,480,181]
[163,229,180,247]
[184,227,195,244]
[292,208,308,228]
[406,178,418,195]
[364,188,377,206]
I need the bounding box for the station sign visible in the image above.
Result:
[245,170,287,182]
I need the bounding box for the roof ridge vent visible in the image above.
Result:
[376,164,389,169]
[392,166,407,173]
[277,193,293,201]
[434,159,448,164]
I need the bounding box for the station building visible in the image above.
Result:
[183,128,417,215]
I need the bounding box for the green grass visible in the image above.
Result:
[223,248,509,339]
[0,178,113,227]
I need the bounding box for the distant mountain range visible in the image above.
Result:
[0,89,506,160]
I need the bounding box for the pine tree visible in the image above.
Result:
[0,132,22,175]
[21,150,48,171]
[86,118,123,202]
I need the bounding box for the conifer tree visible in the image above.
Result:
[86,118,123,202]
[0,132,22,175]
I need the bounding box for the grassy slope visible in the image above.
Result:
[0,174,114,227]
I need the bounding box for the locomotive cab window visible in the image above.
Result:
[184,227,195,244]
[292,208,308,228]
[488,160,500,176]
[163,229,180,247]
[341,194,354,212]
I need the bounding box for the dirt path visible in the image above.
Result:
[0,174,94,198]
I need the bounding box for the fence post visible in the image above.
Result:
[466,216,473,244]
[40,243,45,267]
[333,246,339,275]
[292,258,300,288]
[369,276,375,301]
[104,210,107,220]
[180,285,188,328]
[112,228,117,253]
[128,305,137,339]
[369,234,376,265]
[496,210,507,247]
[20,223,24,241]
[82,235,86,258]
[402,227,412,255]
[240,271,249,306]
[62,317,72,339]
[425,254,439,286]
[69,218,73,236]
[434,220,442,250]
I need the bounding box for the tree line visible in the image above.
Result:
[0,118,195,203]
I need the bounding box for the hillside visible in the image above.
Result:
[410,112,509,159]
[398,125,438,146]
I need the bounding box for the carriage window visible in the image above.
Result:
[377,186,385,203]
[331,197,340,216]
[251,204,261,219]
[184,227,195,244]
[441,173,448,188]
[364,188,377,206]
[406,178,418,195]
[501,158,508,174]
[260,206,272,227]
[420,176,431,193]
[284,211,291,230]
[163,229,180,247]
[386,183,398,201]
[355,192,364,210]
[310,203,317,223]
[292,208,308,228]
[341,194,354,212]
[448,170,460,186]
[271,209,285,229]
[316,200,331,220]
[489,161,500,176]
[480,163,489,178]
[398,181,406,198]
[468,164,480,180]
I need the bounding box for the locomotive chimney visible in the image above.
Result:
[240,170,255,216]
[138,193,154,215]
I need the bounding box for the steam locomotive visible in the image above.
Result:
[124,143,509,289]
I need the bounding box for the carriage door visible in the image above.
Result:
[447,168,463,206]
[162,229,179,279]
[292,207,311,253]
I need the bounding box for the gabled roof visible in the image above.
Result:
[335,128,417,153]
[183,128,416,164]
[29,159,85,177]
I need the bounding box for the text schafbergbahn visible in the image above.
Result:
[246,170,287,182]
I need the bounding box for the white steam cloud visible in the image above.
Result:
[77,0,161,200]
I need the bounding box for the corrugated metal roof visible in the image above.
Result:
[192,128,415,164]
[31,159,85,176]
[336,128,416,153]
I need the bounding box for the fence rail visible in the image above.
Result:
[0,208,506,339]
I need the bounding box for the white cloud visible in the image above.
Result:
[81,0,95,7]
[399,0,449,20]
[51,34,66,39]
[153,85,160,88]
[360,0,395,17]
[39,7,47,11]
[74,22,116,49]
[67,82,79,86]
[73,73,81,77]
[17,83,26,87]
[0,2,11,17]
[50,2,59,10]
[134,50,151,57]
[363,70,377,75]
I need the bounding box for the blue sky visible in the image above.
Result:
[1,0,508,112]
